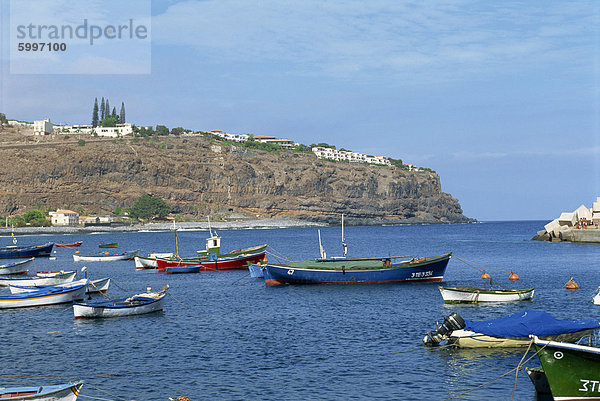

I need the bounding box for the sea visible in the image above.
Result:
[1,220,599,401]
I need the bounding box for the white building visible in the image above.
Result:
[211,130,249,142]
[54,124,95,135]
[7,120,32,126]
[49,209,79,226]
[312,147,391,166]
[94,123,133,137]
[33,118,53,135]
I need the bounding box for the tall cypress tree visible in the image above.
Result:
[92,98,99,127]
[112,107,117,117]
[119,102,125,123]
[100,97,105,120]
[105,99,110,119]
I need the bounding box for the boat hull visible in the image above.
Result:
[73,294,166,319]
[165,266,200,274]
[439,286,535,303]
[0,381,84,400]
[73,252,135,262]
[263,253,451,285]
[0,284,87,309]
[9,278,110,295]
[534,337,600,400]
[134,253,173,269]
[156,250,266,272]
[248,264,265,278]
[0,271,77,287]
[448,329,596,348]
[0,258,34,275]
[55,241,83,247]
[0,243,54,258]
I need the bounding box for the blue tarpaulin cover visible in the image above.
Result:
[464,310,600,337]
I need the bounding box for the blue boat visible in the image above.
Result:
[263,253,452,285]
[165,265,201,274]
[0,381,84,400]
[248,263,265,278]
[0,242,54,258]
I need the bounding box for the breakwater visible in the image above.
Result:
[532,197,600,243]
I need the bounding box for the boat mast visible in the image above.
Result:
[172,220,180,259]
[341,214,347,257]
[318,229,326,259]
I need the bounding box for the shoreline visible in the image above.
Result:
[0,218,326,236]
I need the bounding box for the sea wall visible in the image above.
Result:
[532,197,600,243]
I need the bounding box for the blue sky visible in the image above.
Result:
[1,0,599,221]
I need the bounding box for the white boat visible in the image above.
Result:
[423,310,600,348]
[0,258,34,275]
[9,278,110,295]
[593,287,600,305]
[0,280,88,308]
[134,252,173,269]
[0,271,77,287]
[438,286,535,303]
[73,286,168,319]
[36,270,77,278]
[0,381,84,400]
[73,251,136,262]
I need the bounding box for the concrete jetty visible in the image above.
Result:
[533,197,600,243]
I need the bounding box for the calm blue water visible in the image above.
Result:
[1,221,599,400]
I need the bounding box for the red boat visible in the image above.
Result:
[55,241,83,247]
[156,248,267,272]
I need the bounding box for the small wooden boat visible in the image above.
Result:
[0,243,54,258]
[98,243,118,248]
[0,381,84,400]
[36,270,77,278]
[134,252,174,269]
[0,271,77,287]
[73,286,168,319]
[0,280,87,308]
[0,258,34,275]
[423,310,600,348]
[531,335,600,400]
[9,278,110,295]
[73,251,136,262]
[55,241,83,247]
[438,286,535,303]
[165,265,200,274]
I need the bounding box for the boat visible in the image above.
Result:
[531,336,600,400]
[73,251,136,262]
[55,241,83,247]
[0,243,54,258]
[154,221,267,272]
[0,258,34,275]
[438,286,535,303]
[36,270,77,278]
[165,265,201,274]
[134,252,174,269]
[0,280,88,308]
[9,278,110,295]
[73,285,168,319]
[0,271,77,287]
[423,310,600,348]
[593,287,600,305]
[0,381,84,400]
[248,263,265,278]
[525,366,552,396]
[99,243,118,248]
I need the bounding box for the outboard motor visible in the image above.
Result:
[422,312,465,346]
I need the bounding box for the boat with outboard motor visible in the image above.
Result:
[423,310,600,348]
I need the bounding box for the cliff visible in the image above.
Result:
[0,133,473,225]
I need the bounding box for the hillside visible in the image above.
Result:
[0,130,473,225]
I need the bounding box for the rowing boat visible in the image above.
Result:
[0,280,88,308]
[73,286,168,319]
[0,271,77,287]
[55,241,83,247]
[0,257,34,275]
[73,251,136,262]
[438,286,535,303]
[0,381,84,400]
[9,278,110,294]
[0,243,54,258]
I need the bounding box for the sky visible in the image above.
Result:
[0,0,599,221]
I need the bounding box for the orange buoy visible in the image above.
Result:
[481,272,490,279]
[262,258,268,264]
[509,271,519,281]
[565,277,579,290]
[75,250,80,254]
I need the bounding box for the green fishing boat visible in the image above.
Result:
[532,335,600,400]
[99,243,118,248]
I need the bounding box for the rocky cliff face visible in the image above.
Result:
[0,135,473,225]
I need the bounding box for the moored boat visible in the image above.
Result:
[156,247,267,272]
[73,251,136,262]
[36,270,77,278]
[0,381,84,400]
[134,252,174,269]
[165,265,200,274]
[438,286,534,303]
[0,243,54,258]
[262,253,452,285]
[0,280,88,308]
[423,310,600,348]
[55,241,83,247]
[98,243,118,248]
[248,263,265,278]
[73,286,168,319]
[0,271,77,287]
[532,335,600,400]
[9,278,110,295]
[0,258,34,275]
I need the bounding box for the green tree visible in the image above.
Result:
[105,99,110,119]
[114,206,123,215]
[129,194,171,222]
[92,98,99,127]
[119,102,126,123]
[112,106,117,119]
[100,97,105,120]
[0,112,7,127]
[101,115,118,127]
[23,209,46,225]
[78,139,86,146]
[155,125,169,136]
